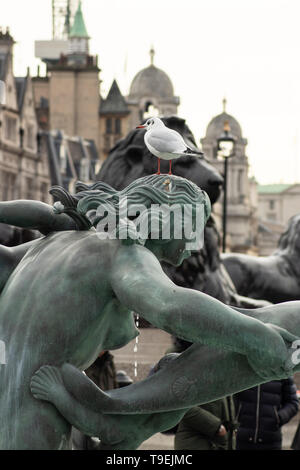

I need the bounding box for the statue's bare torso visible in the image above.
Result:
[0,231,138,449]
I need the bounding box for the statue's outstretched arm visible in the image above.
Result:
[0,200,75,234]
[111,245,298,381]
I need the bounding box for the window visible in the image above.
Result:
[106,118,112,134]
[4,115,17,142]
[26,177,35,200]
[269,200,275,210]
[115,118,121,134]
[1,171,17,200]
[40,182,48,203]
[80,158,90,182]
[26,124,35,150]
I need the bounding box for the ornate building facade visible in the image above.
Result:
[200,100,258,254]
[0,24,98,206]
[0,29,51,203]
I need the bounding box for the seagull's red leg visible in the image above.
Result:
[156,158,161,175]
[168,160,172,175]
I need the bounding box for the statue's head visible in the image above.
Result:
[51,174,211,267]
[98,116,223,205]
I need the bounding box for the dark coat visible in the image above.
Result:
[235,378,298,450]
[174,396,237,450]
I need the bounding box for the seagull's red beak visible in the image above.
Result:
[136,125,146,129]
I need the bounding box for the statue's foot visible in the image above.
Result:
[30,365,64,402]
[61,363,115,412]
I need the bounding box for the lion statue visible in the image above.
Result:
[223,213,300,303]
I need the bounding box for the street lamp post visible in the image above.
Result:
[217,121,235,253]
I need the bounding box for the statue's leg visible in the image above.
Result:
[30,365,188,449]
[31,343,285,450]
[32,342,296,419]
[60,302,300,414]
[30,301,300,449]
[30,365,126,445]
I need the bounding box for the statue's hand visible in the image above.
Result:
[247,324,298,381]
[30,365,64,403]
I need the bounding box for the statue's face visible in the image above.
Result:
[147,225,203,267]
[145,196,207,266]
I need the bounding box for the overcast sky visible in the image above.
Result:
[1,0,300,184]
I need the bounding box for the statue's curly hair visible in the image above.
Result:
[50,174,211,244]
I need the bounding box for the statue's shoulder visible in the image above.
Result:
[26,230,101,258]
[113,243,161,278]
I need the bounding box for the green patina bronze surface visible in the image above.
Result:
[0,174,299,450]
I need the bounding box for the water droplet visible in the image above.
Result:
[133,314,140,378]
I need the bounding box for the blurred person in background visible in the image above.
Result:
[235,378,298,450]
[174,397,237,450]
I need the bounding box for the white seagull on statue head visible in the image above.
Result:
[136,117,204,175]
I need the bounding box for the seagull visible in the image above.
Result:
[136,117,204,175]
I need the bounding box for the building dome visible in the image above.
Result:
[205,109,243,140]
[127,48,179,126]
[200,100,247,161]
[129,64,174,99]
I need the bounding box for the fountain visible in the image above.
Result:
[0,174,299,450]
